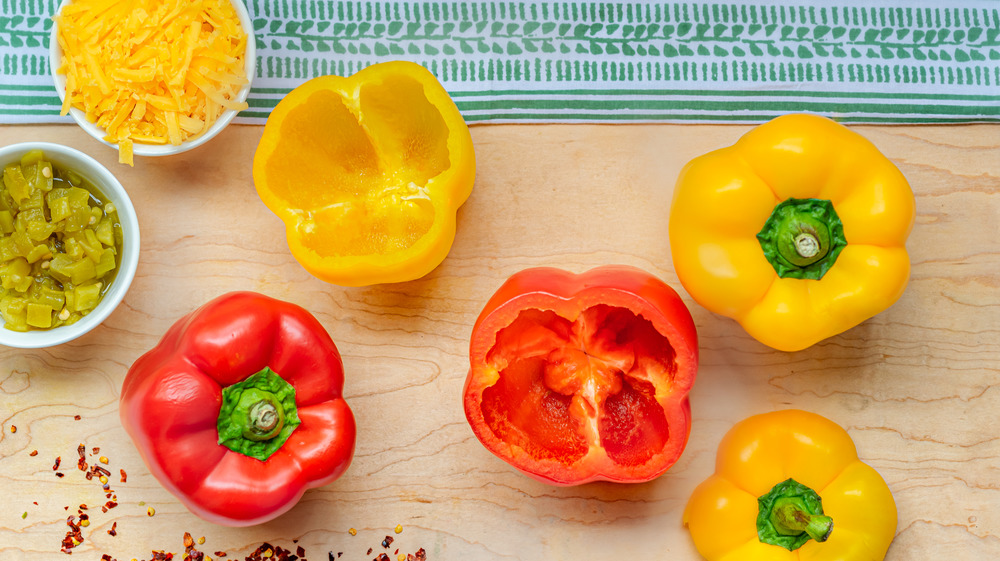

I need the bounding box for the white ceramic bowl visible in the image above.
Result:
[0,142,140,348]
[49,0,256,159]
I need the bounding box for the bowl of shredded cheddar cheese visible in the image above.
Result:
[50,0,256,167]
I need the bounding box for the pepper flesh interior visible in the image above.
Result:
[481,305,676,467]
[263,75,449,258]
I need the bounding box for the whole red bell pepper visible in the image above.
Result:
[120,291,356,526]
[463,265,699,485]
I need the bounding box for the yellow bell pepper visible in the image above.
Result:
[253,61,476,286]
[684,410,897,561]
[668,114,915,351]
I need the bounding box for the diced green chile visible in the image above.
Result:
[0,151,122,331]
[757,478,834,551]
[756,198,847,280]
[217,367,301,461]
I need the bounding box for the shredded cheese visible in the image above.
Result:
[55,0,250,166]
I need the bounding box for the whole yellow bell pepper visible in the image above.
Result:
[253,61,476,286]
[669,114,915,351]
[684,409,897,561]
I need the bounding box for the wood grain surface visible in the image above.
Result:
[0,122,998,561]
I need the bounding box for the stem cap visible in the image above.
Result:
[757,198,847,280]
[757,478,834,551]
[217,367,301,462]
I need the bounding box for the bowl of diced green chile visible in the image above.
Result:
[0,142,139,348]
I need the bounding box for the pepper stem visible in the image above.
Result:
[244,396,285,441]
[756,198,847,280]
[769,497,834,542]
[756,478,834,551]
[217,367,301,461]
[793,233,820,259]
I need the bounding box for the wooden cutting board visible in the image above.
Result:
[1,122,998,560]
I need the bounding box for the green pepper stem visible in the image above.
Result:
[217,367,301,462]
[756,198,847,280]
[770,498,834,542]
[244,397,284,441]
[756,478,834,551]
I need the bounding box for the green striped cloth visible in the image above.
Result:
[3,1,999,124]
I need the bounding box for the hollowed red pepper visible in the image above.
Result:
[463,265,699,485]
[120,292,356,526]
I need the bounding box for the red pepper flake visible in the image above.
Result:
[248,543,271,559]
[52,456,61,470]
[120,468,127,483]
[86,464,107,480]
[73,415,81,420]
[55,472,65,478]
[382,536,394,548]
[99,537,301,561]
[91,446,100,455]
[108,521,117,536]
[244,543,300,561]
[79,503,88,510]
[182,532,207,561]
[375,554,390,561]
[77,443,88,471]
[367,548,373,555]
[60,515,84,553]
[29,449,38,456]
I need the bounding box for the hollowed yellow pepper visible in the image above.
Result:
[669,114,915,351]
[684,409,897,561]
[253,61,476,286]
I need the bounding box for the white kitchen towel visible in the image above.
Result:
[2,0,999,124]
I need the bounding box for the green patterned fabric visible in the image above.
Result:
[2,1,999,124]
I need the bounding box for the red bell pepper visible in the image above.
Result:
[463,265,699,485]
[120,292,356,526]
